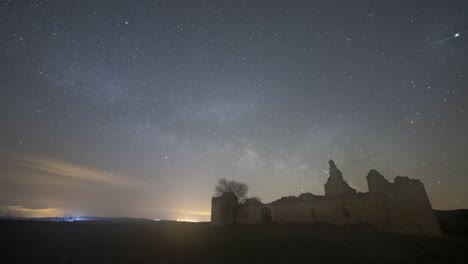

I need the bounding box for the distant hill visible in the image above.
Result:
[434,209,468,221]
[2,210,468,237]
[434,209,468,237]
[0,216,155,222]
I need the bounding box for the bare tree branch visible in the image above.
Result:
[214,178,249,203]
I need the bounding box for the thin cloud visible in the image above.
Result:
[0,151,141,188]
[1,205,60,217]
[2,205,57,213]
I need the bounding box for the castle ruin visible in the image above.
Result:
[211,160,442,236]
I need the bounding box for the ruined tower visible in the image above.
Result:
[324,160,357,197]
[211,192,238,225]
[366,170,442,236]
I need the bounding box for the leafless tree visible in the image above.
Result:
[214,178,249,203]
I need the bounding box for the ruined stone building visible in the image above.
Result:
[211,160,442,236]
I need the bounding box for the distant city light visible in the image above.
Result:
[176,218,199,222]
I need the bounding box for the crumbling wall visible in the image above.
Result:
[211,192,238,225]
[267,193,389,229]
[377,176,442,236]
[236,199,263,224]
[318,194,390,228]
[211,161,442,236]
[269,196,315,223]
[367,170,442,236]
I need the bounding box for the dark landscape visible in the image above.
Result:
[2,0,468,263]
[1,211,468,264]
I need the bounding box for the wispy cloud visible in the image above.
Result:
[0,151,141,188]
[1,205,60,217]
[3,205,57,213]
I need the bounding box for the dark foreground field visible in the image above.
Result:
[1,220,468,264]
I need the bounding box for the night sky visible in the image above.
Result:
[1,0,467,221]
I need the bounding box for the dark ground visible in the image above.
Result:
[1,220,468,264]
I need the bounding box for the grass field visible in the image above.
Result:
[1,220,467,264]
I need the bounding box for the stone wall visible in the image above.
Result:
[211,161,442,236]
[211,192,237,225]
[239,193,390,229]
[236,198,263,224]
[376,176,441,236]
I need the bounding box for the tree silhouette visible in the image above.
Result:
[214,178,249,203]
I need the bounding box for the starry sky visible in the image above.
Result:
[1,0,467,221]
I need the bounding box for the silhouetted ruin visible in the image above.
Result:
[211,160,442,236]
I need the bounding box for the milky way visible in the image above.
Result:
[1,0,467,220]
